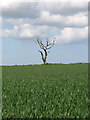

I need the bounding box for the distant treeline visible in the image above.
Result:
[1,62,89,67]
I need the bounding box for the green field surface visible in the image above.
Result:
[2,64,88,118]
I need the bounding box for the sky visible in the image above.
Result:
[0,0,89,65]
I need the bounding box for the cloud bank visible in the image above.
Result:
[2,2,88,44]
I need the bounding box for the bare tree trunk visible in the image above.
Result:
[43,59,46,64]
[44,49,47,64]
[39,50,47,64]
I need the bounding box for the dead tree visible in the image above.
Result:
[35,37,55,64]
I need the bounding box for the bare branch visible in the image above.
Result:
[36,38,46,50]
[46,39,55,50]
[39,50,43,59]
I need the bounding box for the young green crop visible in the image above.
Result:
[2,64,88,118]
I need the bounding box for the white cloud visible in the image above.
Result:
[2,24,49,40]
[19,24,34,38]
[3,25,18,38]
[66,12,88,27]
[3,24,32,39]
[55,27,88,44]
[35,11,87,27]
